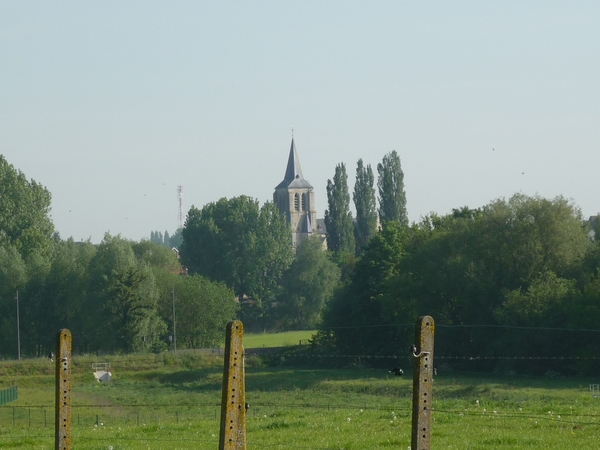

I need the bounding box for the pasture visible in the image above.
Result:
[243,330,316,348]
[1,351,599,449]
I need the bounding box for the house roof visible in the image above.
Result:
[275,138,313,189]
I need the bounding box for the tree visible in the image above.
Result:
[319,192,594,371]
[324,163,355,254]
[169,228,183,249]
[384,194,590,361]
[150,229,182,249]
[353,159,378,255]
[0,244,28,357]
[0,156,55,357]
[155,273,237,349]
[0,156,54,252]
[132,240,180,273]
[377,150,407,227]
[0,245,27,300]
[84,234,166,352]
[277,235,341,329]
[251,201,295,317]
[180,196,293,329]
[451,194,590,297]
[18,239,97,356]
[320,221,405,355]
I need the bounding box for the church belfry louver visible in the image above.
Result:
[273,138,317,247]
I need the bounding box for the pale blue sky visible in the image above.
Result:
[1,2,599,242]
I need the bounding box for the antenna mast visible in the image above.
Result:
[177,185,184,229]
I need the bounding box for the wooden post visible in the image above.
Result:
[219,320,246,450]
[55,329,72,450]
[411,316,435,450]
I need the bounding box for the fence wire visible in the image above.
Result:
[3,324,600,448]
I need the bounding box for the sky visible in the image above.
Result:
[1,2,599,243]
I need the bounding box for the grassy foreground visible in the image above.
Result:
[1,352,600,449]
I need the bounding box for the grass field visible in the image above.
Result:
[1,351,600,449]
[243,330,316,348]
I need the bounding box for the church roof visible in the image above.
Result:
[300,214,313,233]
[275,138,313,189]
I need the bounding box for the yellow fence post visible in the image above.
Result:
[55,329,72,450]
[219,320,246,450]
[411,316,435,450]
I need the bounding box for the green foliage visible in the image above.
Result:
[132,240,180,272]
[0,155,54,256]
[377,150,407,227]
[399,194,590,362]
[320,194,599,373]
[277,235,341,329]
[321,222,405,355]
[0,244,27,295]
[150,228,183,249]
[180,196,293,329]
[0,156,55,357]
[84,234,167,352]
[155,272,238,349]
[324,163,355,254]
[253,201,295,307]
[0,244,28,355]
[169,227,183,248]
[353,159,378,255]
[18,239,96,355]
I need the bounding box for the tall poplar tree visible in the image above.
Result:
[377,150,407,227]
[353,159,378,254]
[324,163,355,254]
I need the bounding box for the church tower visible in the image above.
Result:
[274,138,317,247]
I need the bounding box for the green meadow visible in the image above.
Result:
[1,352,600,449]
[243,330,316,348]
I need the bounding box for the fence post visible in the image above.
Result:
[219,320,246,450]
[411,316,435,450]
[55,329,72,450]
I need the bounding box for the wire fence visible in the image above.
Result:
[2,389,600,428]
[2,401,600,450]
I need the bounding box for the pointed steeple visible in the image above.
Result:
[273,134,319,248]
[284,138,304,182]
[275,138,313,189]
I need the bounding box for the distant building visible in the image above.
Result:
[273,138,325,248]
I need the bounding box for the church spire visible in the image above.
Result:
[273,135,318,248]
[283,138,304,182]
[275,136,312,190]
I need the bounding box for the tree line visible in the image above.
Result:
[0,156,237,357]
[2,149,599,376]
[150,229,183,249]
[318,195,600,375]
